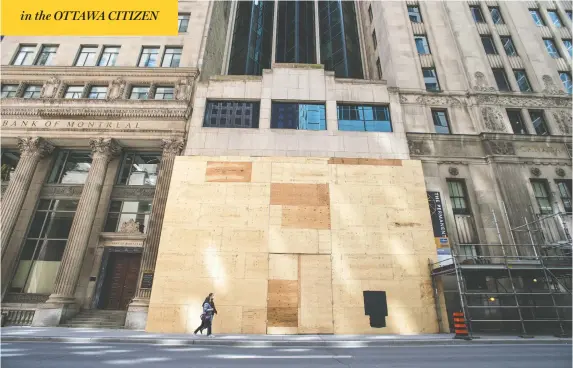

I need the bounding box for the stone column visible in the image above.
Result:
[32,138,121,327]
[125,138,184,329]
[1,137,54,258]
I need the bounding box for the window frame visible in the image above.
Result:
[64,86,85,99]
[372,30,377,49]
[447,179,472,216]
[431,108,451,134]
[87,86,108,99]
[492,68,510,92]
[559,72,572,94]
[203,100,261,129]
[528,110,550,136]
[35,45,58,66]
[376,58,382,80]
[138,46,160,67]
[489,6,504,25]
[563,39,572,58]
[1,84,19,98]
[12,45,36,66]
[547,10,563,27]
[22,85,42,99]
[543,38,561,58]
[469,6,485,23]
[481,35,498,55]
[506,109,527,135]
[47,150,92,184]
[129,86,150,100]
[555,180,572,213]
[116,152,161,186]
[161,47,182,68]
[74,45,98,67]
[414,35,431,55]
[407,5,422,23]
[336,103,393,132]
[154,86,175,100]
[104,200,152,234]
[178,13,190,33]
[271,102,327,130]
[514,69,532,92]
[500,36,517,56]
[97,46,120,67]
[530,179,553,215]
[422,67,440,92]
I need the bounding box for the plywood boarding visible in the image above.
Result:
[270,183,329,206]
[281,206,331,230]
[206,161,252,182]
[299,255,333,334]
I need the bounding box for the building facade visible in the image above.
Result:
[1,0,571,335]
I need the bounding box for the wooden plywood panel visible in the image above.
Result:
[267,280,298,308]
[270,183,330,206]
[268,254,298,280]
[268,228,319,254]
[282,206,331,230]
[328,158,403,166]
[206,161,252,182]
[267,307,298,327]
[299,255,333,334]
[242,307,267,334]
[267,327,298,334]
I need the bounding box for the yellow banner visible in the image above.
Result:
[1,0,178,36]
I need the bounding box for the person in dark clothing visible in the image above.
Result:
[194,293,217,336]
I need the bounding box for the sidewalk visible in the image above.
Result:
[1,327,571,347]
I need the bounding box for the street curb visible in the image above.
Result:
[2,336,571,347]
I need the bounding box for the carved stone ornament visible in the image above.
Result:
[40,185,84,198]
[530,167,541,177]
[175,77,193,101]
[119,219,142,234]
[473,72,496,92]
[17,137,55,158]
[108,78,127,100]
[161,137,185,155]
[553,110,572,135]
[40,76,61,98]
[407,140,430,156]
[556,167,566,177]
[487,141,515,156]
[2,106,188,120]
[475,94,571,108]
[415,95,463,107]
[481,107,506,132]
[111,186,156,199]
[448,167,459,176]
[89,138,122,161]
[542,75,566,95]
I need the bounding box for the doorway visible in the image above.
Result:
[98,252,141,310]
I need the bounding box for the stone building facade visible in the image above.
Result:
[1,0,571,334]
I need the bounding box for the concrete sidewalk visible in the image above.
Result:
[1,327,570,347]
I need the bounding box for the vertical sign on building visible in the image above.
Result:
[427,191,452,266]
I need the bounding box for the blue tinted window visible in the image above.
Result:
[204,101,260,128]
[337,104,392,132]
[271,103,326,130]
[530,9,544,26]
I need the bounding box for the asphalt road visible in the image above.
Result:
[1,341,571,368]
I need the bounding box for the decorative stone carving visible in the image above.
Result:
[175,77,193,101]
[3,293,49,304]
[448,167,459,176]
[475,94,571,108]
[530,167,541,177]
[111,186,156,199]
[3,106,188,119]
[553,110,572,135]
[89,138,122,162]
[40,185,84,198]
[108,78,127,100]
[17,137,55,158]
[161,137,185,155]
[542,75,565,95]
[487,141,515,156]
[481,107,506,132]
[415,95,463,107]
[119,219,142,234]
[399,94,409,103]
[40,76,61,98]
[556,167,566,177]
[407,140,431,156]
[473,72,496,92]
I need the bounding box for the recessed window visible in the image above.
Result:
[555,180,572,213]
[506,110,527,134]
[161,47,182,67]
[98,46,120,66]
[12,45,36,66]
[276,1,316,64]
[23,85,41,99]
[271,102,326,130]
[376,58,382,80]
[138,47,160,67]
[1,151,20,182]
[560,72,572,94]
[64,86,84,99]
[75,46,98,66]
[422,68,440,91]
[204,101,260,128]
[414,35,431,54]
[88,86,107,99]
[529,9,545,26]
[530,180,553,215]
[514,70,532,92]
[544,39,561,58]
[117,152,161,186]
[481,36,497,55]
[337,104,392,132]
[447,180,471,215]
[35,45,58,66]
[104,200,152,234]
[368,5,373,22]
[407,6,422,23]
[372,30,377,49]
[154,87,174,100]
[547,10,563,27]
[469,6,485,23]
[1,85,19,98]
[431,109,451,134]
[489,7,504,24]
[130,86,150,100]
[563,39,572,58]
[529,110,549,135]
[178,13,190,33]
[48,150,92,184]
[566,10,572,20]
[500,36,517,56]
[492,68,510,92]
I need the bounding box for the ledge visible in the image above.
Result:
[99,232,146,241]
[1,65,199,79]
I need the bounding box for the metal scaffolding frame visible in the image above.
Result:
[431,210,572,337]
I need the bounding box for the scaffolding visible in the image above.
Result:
[431,210,572,337]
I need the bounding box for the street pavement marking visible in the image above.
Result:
[104,357,170,365]
[276,348,311,352]
[73,349,132,355]
[162,347,210,352]
[2,353,26,357]
[209,354,353,359]
[2,348,27,352]
[67,345,114,349]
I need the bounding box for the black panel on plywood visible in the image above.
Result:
[363,291,388,328]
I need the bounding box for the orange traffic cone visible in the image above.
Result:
[453,312,471,340]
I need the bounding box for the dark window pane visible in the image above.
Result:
[117,153,161,186]
[560,72,572,94]
[530,9,545,26]
[48,151,92,184]
[514,70,532,92]
[415,36,431,54]
[506,110,527,134]
[271,102,326,130]
[27,211,48,238]
[276,1,316,64]
[529,110,549,135]
[531,180,552,215]
[470,6,485,23]
[556,180,572,213]
[500,37,517,56]
[337,104,392,132]
[1,150,20,182]
[432,109,450,134]
[204,101,260,128]
[492,68,510,91]
[448,180,470,215]
[481,36,497,54]
[423,68,440,91]
[489,7,504,24]
[408,6,422,23]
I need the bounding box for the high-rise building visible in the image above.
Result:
[1,1,571,336]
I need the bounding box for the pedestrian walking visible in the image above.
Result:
[194,293,216,337]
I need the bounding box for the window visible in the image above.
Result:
[563,39,572,58]
[500,36,517,56]
[529,9,545,26]
[422,68,440,91]
[372,30,377,49]
[35,45,58,66]
[204,101,260,128]
[117,153,161,186]
[376,58,382,80]
[556,180,572,213]
[75,46,98,66]
[23,85,41,99]
[470,6,485,23]
[161,47,182,67]
[481,36,497,55]
[529,110,549,135]
[10,199,78,294]
[566,10,572,20]
[547,10,562,27]
[64,86,84,99]
[530,180,552,215]
[104,201,152,234]
[138,47,160,67]
[414,35,431,54]
[276,1,316,64]
[12,45,36,65]
[447,180,471,215]
[489,7,504,24]
[178,13,190,32]
[130,86,149,100]
[514,70,532,92]
[431,109,451,134]
[337,104,392,132]
[48,151,92,184]
[368,5,373,22]
[560,72,572,94]
[408,6,422,23]
[1,85,18,98]
[544,39,561,58]
[271,102,326,130]
[98,46,119,66]
[88,86,107,99]
[492,68,510,91]
[1,151,20,182]
[154,87,174,100]
[506,110,527,134]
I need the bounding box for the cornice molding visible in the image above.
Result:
[1,66,199,79]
